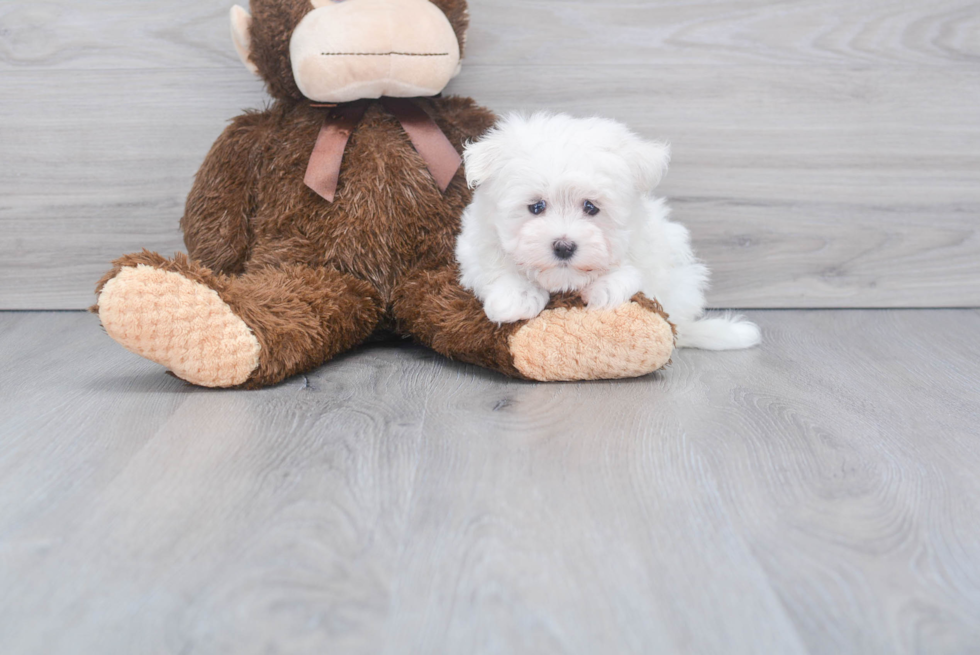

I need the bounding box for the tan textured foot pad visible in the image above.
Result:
[98,265,261,388]
[509,302,674,382]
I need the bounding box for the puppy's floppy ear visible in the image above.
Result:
[626,138,671,192]
[463,132,506,189]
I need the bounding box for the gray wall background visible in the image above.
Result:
[1,0,978,310]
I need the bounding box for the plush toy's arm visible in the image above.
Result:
[181,112,267,275]
[426,95,498,147]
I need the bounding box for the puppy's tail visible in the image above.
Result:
[675,313,761,350]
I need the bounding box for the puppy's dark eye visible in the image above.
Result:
[528,200,547,215]
[583,200,600,216]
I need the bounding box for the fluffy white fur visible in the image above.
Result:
[455,112,761,350]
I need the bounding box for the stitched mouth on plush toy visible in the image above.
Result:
[320,52,451,57]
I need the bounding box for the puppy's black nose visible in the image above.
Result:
[552,239,577,261]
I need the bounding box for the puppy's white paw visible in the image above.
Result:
[483,281,550,324]
[582,274,640,310]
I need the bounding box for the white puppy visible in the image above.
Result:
[455,112,760,350]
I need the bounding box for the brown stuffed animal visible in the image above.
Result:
[93,0,675,388]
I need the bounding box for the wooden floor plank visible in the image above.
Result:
[2,0,978,71]
[1,310,979,653]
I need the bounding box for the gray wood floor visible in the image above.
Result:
[2,309,979,654]
[2,0,979,309]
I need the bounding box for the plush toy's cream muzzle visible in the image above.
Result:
[233,0,462,104]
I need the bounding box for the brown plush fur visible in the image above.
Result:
[178,95,500,386]
[249,0,470,102]
[94,0,672,387]
[96,250,385,387]
[392,265,525,377]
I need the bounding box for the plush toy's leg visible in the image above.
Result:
[392,266,676,381]
[95,251,383,388]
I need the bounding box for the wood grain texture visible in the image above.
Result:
[1,0,979,309]
[3,0,978,70]
[1,309,980,654]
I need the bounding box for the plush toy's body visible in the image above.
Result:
[94,0,675,388]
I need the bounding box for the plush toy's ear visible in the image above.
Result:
[627,139,671,192]
[231,5,260,75]
[463,134,506,189]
